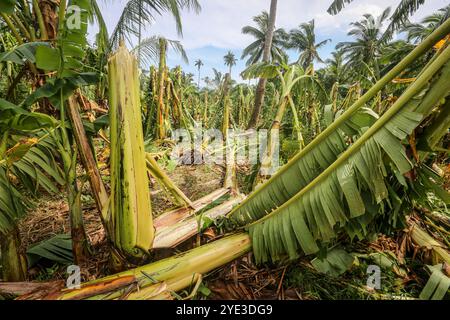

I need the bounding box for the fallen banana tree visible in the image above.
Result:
[145,153,194,208]
[228,18,450,229]
[9,234,251,300]
[228,20,450,264]
[3,22,450,300]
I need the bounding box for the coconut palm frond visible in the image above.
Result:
[131,36,188,68]
[381,0,426,43]
[241,11,288,66]
[286,20,330,69]
[327,0,355,15]
[90,0,110,54]
[109,0,200,49]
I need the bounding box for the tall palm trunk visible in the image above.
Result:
[247,0,278,129]
[138,0,142,67]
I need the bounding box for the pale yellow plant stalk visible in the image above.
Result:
[108,43,154,258]
[145,153,194,208]
[42,234,251,300]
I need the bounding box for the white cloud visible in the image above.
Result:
[92,0,448,50]
[89,0,449,82]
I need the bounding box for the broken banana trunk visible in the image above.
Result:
[108,44,154,260]
[20,234,251,300]
[145,153,194,208]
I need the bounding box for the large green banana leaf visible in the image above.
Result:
[233,43,450,263]
[229,19,450,227]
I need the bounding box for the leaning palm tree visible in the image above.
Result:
[247,0,279,129]
[224,51,237,76]
[328,0,426,42]
[194,59,204,87]
[286,20,330,69]
[241,11,288,66]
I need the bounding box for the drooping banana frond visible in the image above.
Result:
[9,136,64,195]
[228,20,450,233]
[0,137,64,234]
[230,43,450,264]
[0,166,27,234]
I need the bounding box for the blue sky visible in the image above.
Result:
[88,0,449,85]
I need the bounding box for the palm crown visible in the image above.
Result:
[224,51,237,75]
[241,11,288,66]
[285,20,330,69]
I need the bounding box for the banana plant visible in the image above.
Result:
[241,62,319,187]
[228,21,450,263]
[0,0,100,265]
[0,98,61,281]
[228,18,450,228]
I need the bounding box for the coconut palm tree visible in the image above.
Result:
[286,20,330,69]
[323,49,347,87]
[328,0,426,41]
[241,11,288,66]
[336,8,392,80]
[247,0,279,129]
[131,35,188,68]
[224,51,237,76]
[212,68,224,88]
[195,59,204,88]
[402,4,450,44]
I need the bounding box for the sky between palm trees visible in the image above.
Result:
[88,0,448,85]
